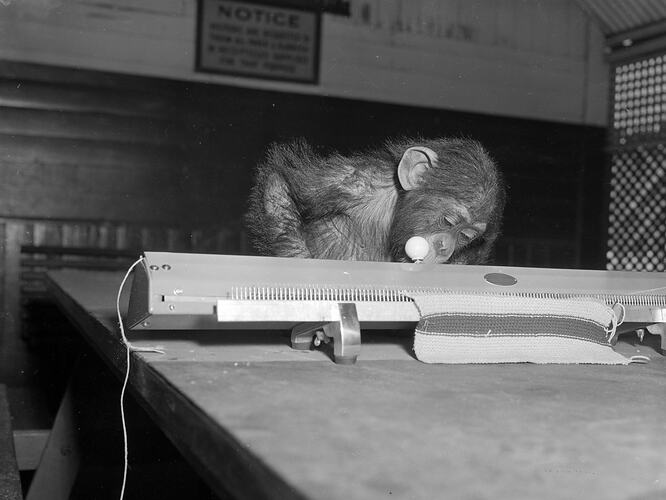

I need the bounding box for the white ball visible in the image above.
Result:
[404,236,429,261]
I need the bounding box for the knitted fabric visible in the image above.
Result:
[409,293,633,364]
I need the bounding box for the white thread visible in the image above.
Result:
[629,355,650,364]
[116,256,164,500]
[613,302,626,327]
[605,302,626,344]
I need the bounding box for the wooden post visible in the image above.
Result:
[1,221,31,385]
[25,375,81,500]
[0,384,23,500]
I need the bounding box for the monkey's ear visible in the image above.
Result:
[397,147,437,191]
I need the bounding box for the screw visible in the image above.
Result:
[162,264,172,270]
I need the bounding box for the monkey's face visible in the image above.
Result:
[390,193,493,264]
[422,221,488,264]
[389,140,503,264]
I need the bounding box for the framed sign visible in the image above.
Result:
[196,0,321,83]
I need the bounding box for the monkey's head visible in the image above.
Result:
[388,138,504,264]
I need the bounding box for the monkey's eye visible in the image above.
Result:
[459,228,478,242]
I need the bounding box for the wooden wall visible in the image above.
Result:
[0,62,188,224]
[0,0,609,126]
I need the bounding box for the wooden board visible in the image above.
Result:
[0,80,174,118]
[0,108,175,145]
[46,269,666,500]
[0,134,178,170]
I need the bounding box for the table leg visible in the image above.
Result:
[25,372,81,500]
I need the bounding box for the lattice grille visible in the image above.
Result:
[612,55,666,146]
[607,52,666,271]
[606,145,666,271]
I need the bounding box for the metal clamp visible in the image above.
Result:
[290,303,361,364]
[646,323,666,354]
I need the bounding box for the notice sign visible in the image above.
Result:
[197,0,321,83]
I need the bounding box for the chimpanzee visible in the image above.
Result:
[245,137,505,264]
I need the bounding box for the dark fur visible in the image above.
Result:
[245,138,505,264]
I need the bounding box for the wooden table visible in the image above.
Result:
[46,270,666,500]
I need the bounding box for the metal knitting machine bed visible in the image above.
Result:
[126,252,666,364]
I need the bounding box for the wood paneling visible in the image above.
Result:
[0,64,186,224]
[0,134,175,168]
[0,80,174,118]
[0,108,176,144]
[0,61,183,95]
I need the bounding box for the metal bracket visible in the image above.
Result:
[646,323,666,354]
[291,303,361,364]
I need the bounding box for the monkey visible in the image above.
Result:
[244,137,505,264]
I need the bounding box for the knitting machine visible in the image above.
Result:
[126,252,666,364]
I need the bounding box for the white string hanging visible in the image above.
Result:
[115,256,164,500]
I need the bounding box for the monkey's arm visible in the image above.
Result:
[246,140,396,260]
[246,141,363,259]
[245,167,313,258]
